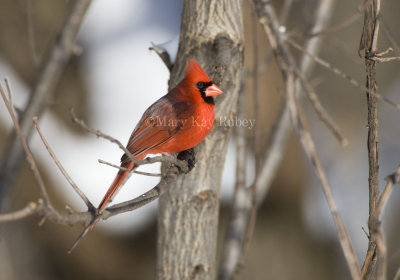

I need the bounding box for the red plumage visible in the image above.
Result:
[93,59,222,228]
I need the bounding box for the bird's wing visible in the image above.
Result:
[121,97,187,163]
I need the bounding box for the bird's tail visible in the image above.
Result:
[91,160,134,230]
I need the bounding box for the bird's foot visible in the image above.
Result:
[177,148,196,172]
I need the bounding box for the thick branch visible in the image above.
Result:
[157,1,244,279]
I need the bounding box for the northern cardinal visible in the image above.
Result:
[93,59,222,228]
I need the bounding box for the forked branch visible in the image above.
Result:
[0,82,188,252]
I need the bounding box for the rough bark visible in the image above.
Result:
[156,1,243,279]
[360,0,381,278]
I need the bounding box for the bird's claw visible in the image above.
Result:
[177,148,196,173]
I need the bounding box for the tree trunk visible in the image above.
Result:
[156,1,244,279]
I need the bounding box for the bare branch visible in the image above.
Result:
[252,0,340,201]
[219,75,249,280]
[361,166,400,280]
[288,76,361,280]
[370,56,400,62]
[307,3,365,37]
[287,37,400,110]
[394,267,400,280]
[367,47,400,63]
[156,1,244,276]
[0,164,180,226]
[246,0,296,77]
[149,42,173,70]
[25,0,40,66]
[252,0,361,278]
[0,202,38,222]
[240,7,262,273]
[360,0,382,278]
[379,17,400,56]
[70,108,188,173]
[98,159,162,177]
[377,166,400,214]
[371,166,400,280]
[294,68,348,146]
[33,116,94,210]
[219,0,301,277]
[0,81,190,255]
[69,162,182,253]
[0,83,51,206]
[0,0,93,207]
[67,225,92,254]
[253,0,342,206]
[69,107,139,165]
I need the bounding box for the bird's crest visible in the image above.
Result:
[184,59,212,83]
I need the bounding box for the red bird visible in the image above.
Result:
[93,59,222,227]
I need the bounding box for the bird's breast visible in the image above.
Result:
[153,103,215,154]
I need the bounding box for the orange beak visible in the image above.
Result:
[205,84,222,97]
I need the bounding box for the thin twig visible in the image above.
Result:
[25,0,40,66]
[67,225,92,254]
[219,1,300,277]
[0,0,93,207]
[370,56,400,62]
[33,116,94,209]
[0,166,179,226]
[68,162,182,252]
[0,202,38,222]
[253,1,361,278]
[379,17,400,56]
[149,42,173,70]
[98,159,162,177]
[294,68,348,146]
[253,0,338,202]
[70,107,139,165]
[0,83,51,206]
[369,165,400,280]
[375,47,393,57]
[219,0,300,277]
[287,38,400,110]
[394,267,400,280]
[376,166,400,214]
[70,108,188,172]
[360,0,382,278]
[289,75,361,280]
[307,3,366,37]
[245,0,295,77]
[0,82,188,253]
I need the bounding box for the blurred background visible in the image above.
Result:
[0,0,400,279]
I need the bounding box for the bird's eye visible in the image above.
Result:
[196,82,205,89]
